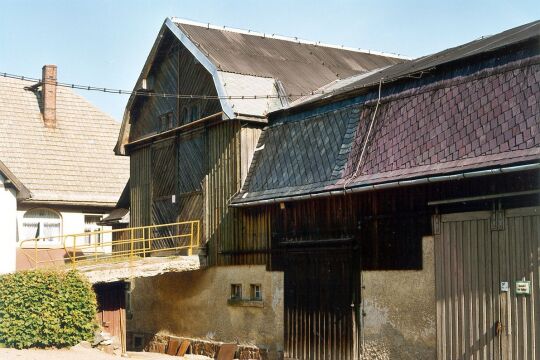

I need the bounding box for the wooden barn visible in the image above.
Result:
[114,17,405,359]
[231,21,540,359]
[116,17,539,360]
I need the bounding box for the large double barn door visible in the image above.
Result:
[435,206,539,359]
[284,250,360,360]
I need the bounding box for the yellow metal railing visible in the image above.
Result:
[18,221,200,270]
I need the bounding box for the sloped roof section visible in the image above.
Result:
[172,18,406,98]
[0,76,130,206]
[233,46,540,205]
[290,20,540,108]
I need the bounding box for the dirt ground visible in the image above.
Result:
[0,346,212,360]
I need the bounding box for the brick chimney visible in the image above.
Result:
[42,65,57,128]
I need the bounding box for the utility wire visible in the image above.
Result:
[0,71,335,100]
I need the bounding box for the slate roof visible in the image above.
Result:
[0,76,130,206]
[233,23,540,206]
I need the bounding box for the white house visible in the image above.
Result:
[0,65,129,273]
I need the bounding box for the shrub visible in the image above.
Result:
[0,270,97,349]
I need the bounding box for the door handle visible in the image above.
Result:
[495,321,504,336]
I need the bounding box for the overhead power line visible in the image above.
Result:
[0,71,336,100]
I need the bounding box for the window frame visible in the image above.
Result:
[250,284,262,301]
[230,284,242,300]
[21,208,63,244]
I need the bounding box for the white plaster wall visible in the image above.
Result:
[16,207,112,249]
[0,174,17,274]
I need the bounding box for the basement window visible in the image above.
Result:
[250,284,262,301]
[230,284,242,300]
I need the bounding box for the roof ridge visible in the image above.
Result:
[170,17,411,60]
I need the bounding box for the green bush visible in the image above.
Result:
[0,270,97,349]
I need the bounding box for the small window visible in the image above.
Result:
[159,115,167,132]
[181,107,189,125]
[133,334,144,351]
[84,215,102,245]
[250,284,262,301]
[230,284,242,300]
[190,105,199,122]
[158,112,175,132]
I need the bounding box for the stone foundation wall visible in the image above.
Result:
[127,265,284,359]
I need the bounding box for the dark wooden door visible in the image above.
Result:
[94,282,126,352]
[283,250,360,360]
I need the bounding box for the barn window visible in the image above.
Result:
[230,284,242,300]
[250,284,262,301]
[22,208,62,242]
[158,112,175,132]
[190,104,200,122]
[180,107,189,125]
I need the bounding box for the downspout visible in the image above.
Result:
[230,162,540,207]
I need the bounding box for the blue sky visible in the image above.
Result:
[1,0,538,121]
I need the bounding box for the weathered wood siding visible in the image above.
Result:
[240,126,262,186]
[177,129,205,240]
[130,146,152,228]
[129,33,221,142]
[206,121,241,265]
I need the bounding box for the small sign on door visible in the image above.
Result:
[500,281,509,292]
[516,280,531,295]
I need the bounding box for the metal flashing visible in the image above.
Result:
[164,18,235,119]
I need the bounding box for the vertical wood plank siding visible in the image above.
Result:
[205,122,269,266]
[129,34,221,142]
[130,146,152,228]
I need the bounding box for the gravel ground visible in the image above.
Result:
[0,347,212,360]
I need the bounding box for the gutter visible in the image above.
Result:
[230,162,540,207]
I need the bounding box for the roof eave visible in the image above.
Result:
[0,160,31,200]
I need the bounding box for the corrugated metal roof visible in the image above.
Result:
[289,20,540,108]
[0,76,130,206]
[172,19,405,99]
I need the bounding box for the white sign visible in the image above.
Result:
[500,281,509,292]
[516,281,531,295]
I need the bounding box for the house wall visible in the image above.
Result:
[16,205,112,246]
[128,265,284,359]
[0,174,17,274]
[361,236,436,360]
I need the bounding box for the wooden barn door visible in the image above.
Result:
[283,250,360,360]
[435,207,539,360]
[94,282,126,353]
[150,139,179,253]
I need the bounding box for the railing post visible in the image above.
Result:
[130,228,134,260]
[34,239,38,270]
[188,222,193,256]
[142,227,146,258]
[94,232,98,262]
[72,235,77,268]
